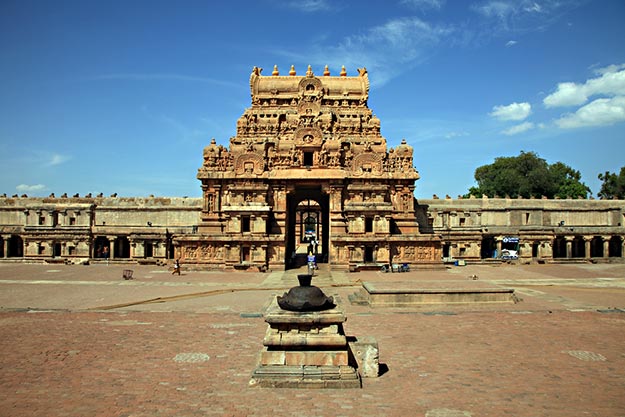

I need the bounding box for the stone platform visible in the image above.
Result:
[250,297,361,388]
[355,280,517,307]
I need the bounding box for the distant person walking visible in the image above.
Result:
[172,259,181,275]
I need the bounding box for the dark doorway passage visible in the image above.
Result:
[94,236,110,259]
[532,242,539,258]
[286,186,329,270]
[53,243,62,257]
[572,236,585,258]
[114,236,131,258]
[7,235,23,257]
[553,237,566,258]
[481,237,496,259]
[590,236,603,258]
[364,246,374,263]
[609,236,622,257]
[144,241,154,258]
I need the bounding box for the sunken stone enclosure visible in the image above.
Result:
[0,65,624,269]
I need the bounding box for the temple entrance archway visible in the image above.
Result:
[285,186,329,270]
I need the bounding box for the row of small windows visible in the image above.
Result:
[38,215,77,226]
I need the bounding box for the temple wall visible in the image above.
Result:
[421,197,625,262]
[0,197,201,262]
[94,197,201,227]
[0,195,623,265]
[422,197,624,228]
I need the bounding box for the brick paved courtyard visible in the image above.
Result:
[0,263,624,417]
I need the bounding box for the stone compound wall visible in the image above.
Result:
[0,196,200,262]
[420,196,625,262]
[0,194,623,265]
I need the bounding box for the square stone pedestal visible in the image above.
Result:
[250,298,361,388]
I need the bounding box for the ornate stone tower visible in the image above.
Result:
[176,65,441,270]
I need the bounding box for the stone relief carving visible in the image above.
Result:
[351,153,383,176]
[234,153,265,175]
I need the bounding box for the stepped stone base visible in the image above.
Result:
[250,298,361,389]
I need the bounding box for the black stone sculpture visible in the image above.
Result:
[277,274,335,312]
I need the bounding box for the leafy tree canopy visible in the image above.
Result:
[467,151,591,199]
[598,167,625,199]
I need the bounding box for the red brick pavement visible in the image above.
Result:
[0,308,624,417]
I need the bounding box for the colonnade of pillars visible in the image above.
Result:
[0,235,173,260]
[94,236,169,259]
[490,235,624,259]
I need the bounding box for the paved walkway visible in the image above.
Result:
[0,262,624,416]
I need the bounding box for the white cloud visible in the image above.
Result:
[400,0,446,10]
[555,96,625,129]
[544,65,625,108]
[16,184,46,193]
[501,121,534,135]
[544,63,625,129]
[444,131,469,139]
[285,0,332,12]
[523,2,542,13]
[315,17,452,86]
[592,63,625,75]
[543,81,587,107]
[471,1,575,34]
[490,102,532,121]
[47,153,71,166]
[93,73,240,89]
[505,40,517,47]
[586,68,625,95]
[474,1,516,20]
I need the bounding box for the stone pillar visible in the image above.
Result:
[107,236,116,260]
[2,235,9,258]
[496,237,502,255]
[214,184,222,212]
[541,240,553,259]
[129,240,137,259]
[201,184,209,212]
[565,236,573,259]
[602,236,611,258]
[584,236,592,259]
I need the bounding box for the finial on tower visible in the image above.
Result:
[323,65,330,76]
[272,65,279,76]
[306,65,313,77]
[340,65,347,77]
[289,65,296,76]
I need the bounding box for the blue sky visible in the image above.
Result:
[1,0,624,199]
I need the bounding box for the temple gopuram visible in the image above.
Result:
[177,65,441,271]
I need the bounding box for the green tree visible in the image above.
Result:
[467,151,590,199]
[598,167,625,199]
[549,162,591,199]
